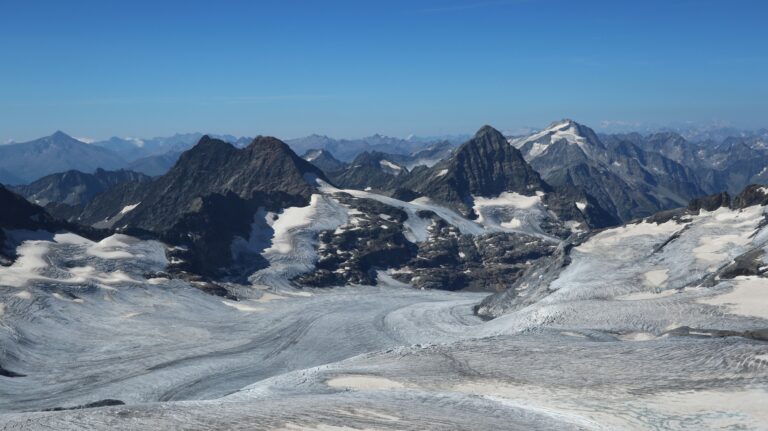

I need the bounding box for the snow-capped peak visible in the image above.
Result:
[304,149,325,162]
[379,159,404,174]
[509,119,598,159]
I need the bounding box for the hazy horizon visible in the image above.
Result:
[4,117,768,146]
[2,0,766,142]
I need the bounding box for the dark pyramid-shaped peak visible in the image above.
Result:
[473,124,506,140]
[450,125,549,196]
[173,136,238,172]
[50,130,75,140]
[400,125,550,214]
[247,135,293,151]
[164,135,327,199]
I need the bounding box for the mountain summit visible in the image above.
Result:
[0,132,125,184]
[76,135,329,274]
[402,125,548,214]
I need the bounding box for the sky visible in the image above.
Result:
[0,0,766,142]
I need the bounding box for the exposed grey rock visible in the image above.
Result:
[514,120,709,222]
[402,125,548,216]
[76,136,329,276]
[328,151,407,191]
[12,168,150,207]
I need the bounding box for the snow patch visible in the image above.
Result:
[119,203,140,215]
[697,276,768,319]
[378,160,403,174]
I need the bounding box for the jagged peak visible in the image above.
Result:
[543,119,583,132]
[247,135,294,153]
[472,125,506,141]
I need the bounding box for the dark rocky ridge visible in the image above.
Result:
[328,151,408,191]
[76,136,330,276]
[12,168,150,207]
[295,193,559,291]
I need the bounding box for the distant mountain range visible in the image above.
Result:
[286,133,465,162]
[4,120,768,293]
[0,131,461,184]
[12,126,607,291]
[4,121,768,226]
[0,131,126,184]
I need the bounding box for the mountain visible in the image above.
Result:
[76,136,328,275]
[701,138,768,194]
[328,151,408,191]
[602,130,768,196]
[11,168,150,207]
[3,129,768,429]
[374,140,457,170]
[0,132,126,184]
[604,131,707,168]
[95,133,252,176]
[511,120,709,222]
[402,126,548,214]
[93,133,246,161]
[62,127,613,290]
[302,149,347,173]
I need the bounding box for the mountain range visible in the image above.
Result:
[5,119,768,239]
[3,125,613,291]
[2,122,768,428]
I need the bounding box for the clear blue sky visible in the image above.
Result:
[1,0,766,142]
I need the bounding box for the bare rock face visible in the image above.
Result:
[731,184,768,209]
[75,136,330,276]
[295,194,417,287]
[402,125,548,216]
[688,191,731,212]
[327,151,408,192]
[294,192,557,292]
[12,168,151,207]
[395,216,557,291]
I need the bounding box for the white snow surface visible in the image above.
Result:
[509,120,595,160]
[249,194,349,287]
[472,192,556,240]
[119,203,140,215]
[378,159,403,174]
[2,196,768,429]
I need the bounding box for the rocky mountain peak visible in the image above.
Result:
[473,124,505,140]
[50,130,73,141]
[399,125,549,214]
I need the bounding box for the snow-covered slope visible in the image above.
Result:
[510,120,708,222]
[510,119,604,159]
[2,196,767,429]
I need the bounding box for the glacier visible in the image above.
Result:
[1,197,768,430]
